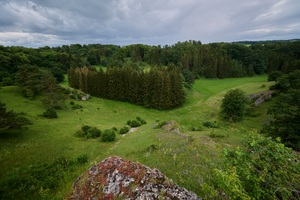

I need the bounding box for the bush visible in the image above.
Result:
[203,121,219,128]
[209,132,226,138]
[81,125,91,132]
[43,108,58,119]
[119,126,130,135]
[214,134,300,199]
[191,126,203,131]
[101,129,116,142]
[268,70,283,81]
[128,119,142,127]
[76,154,88,165]
[136,116,147,124]
[72,104,83,110]
[87,127,101,138]
[156,121,167,128]
[74,130,86,138]
[74,125,101,139]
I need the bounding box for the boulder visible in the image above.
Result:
[69,156,201,200]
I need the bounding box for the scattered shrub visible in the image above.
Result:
[81,125,91,132]
[87,127,101,138]
[203,121,219,128]
[75,125,101,139]
[136,116,147,124]
[43,108,58,119]
[191,126,203,131]
[157,121,167,128]
[111,127,118,132]
[74,130,85,138]
[101,129,116,142]
[119,126,130,135]
[0,156,78,199]
[127,120,132,126]
[72,104,83,110]
[128,119,142,127]
[76,154,88,165]
[70,101,75,105]
[209,132,226,138]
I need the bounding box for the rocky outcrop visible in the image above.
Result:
[69,156,200,200]
[249,91,273,106]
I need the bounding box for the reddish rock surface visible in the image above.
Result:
[69,156,201,200]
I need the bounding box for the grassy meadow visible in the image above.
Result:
[0,75,274,198]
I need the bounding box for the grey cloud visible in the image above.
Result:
[0,0,299,47]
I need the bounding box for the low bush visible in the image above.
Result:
[156,121,167,128]
[128,119,142,127]
[203,121,219,128]
[136,116,147,124]
[101,129,116,142]
[76,154,88,165]
[209,132,226,138]
[43,108,58,119]
[87,127,101,138]
[119,126,130,135]
[81,125,91,132]
[0,156,85,199]
[74,125,101,139]
[191,126,203,131]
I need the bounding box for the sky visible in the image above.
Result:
[0,0,300,47]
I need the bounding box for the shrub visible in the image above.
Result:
[119,126,130,135]
[157,121,167,128]
[111,127,118,132]
[203,121,219,128]
[76,154,88,165]
[101,129,116,142]
[216,134,300,199]
[268,70,283,81]
[128,119,142,127]
[43,108,58,119]
[81,125,91,132]
[136,116,147,124]
[87,127,101,138]
[74,130,86,138]
[72,104,83,110]
[191,126,203,131]
[75,125,101,139]
[209,132,226,138]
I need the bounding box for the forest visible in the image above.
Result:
[0,40,300,199]
[1,40,300,87]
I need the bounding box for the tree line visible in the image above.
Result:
[1,40,300,87]
[68,66,184,110]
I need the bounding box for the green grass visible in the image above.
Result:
[0,75,274,198]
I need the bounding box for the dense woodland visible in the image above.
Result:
[68,66,184,109]
[1,40,300,87]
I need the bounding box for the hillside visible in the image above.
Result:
[0,76,276,199]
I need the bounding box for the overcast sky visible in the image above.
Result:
[0,0,300,47]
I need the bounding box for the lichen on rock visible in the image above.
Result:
[69,156,201,200]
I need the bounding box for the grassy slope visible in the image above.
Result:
[0,75,274,197]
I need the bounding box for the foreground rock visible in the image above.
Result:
[69,156,201,200]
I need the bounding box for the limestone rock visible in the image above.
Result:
[69,156,201,200]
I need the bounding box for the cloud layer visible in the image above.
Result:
[0,0,299,47]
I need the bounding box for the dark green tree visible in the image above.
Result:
[221,89,250,122]
[0,101,32,129]
[263,89,300,150]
